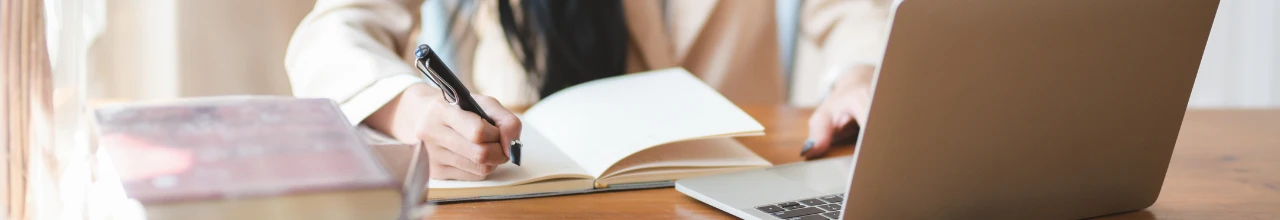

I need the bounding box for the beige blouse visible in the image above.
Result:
[285,0,892,125]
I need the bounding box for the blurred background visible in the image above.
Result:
[82,0,1280,107]
[14,0,1277,219]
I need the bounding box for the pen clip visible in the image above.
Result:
[415,57,460,105]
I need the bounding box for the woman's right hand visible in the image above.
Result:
[366,83,522,180]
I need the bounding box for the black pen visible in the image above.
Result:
[414,44,521,166]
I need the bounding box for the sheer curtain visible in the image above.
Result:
[1189,0,1280,109]
[3,0,56,218]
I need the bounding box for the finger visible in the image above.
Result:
[474,96,522,159]
[428,163,487,181]
[440,105,501,144]
[804,106,838,159]
[427,143,498,176]
[830,110,860,140]
[433,102,508,165]
[420,120,509,165]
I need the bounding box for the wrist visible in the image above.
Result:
[832,64,875,94]
[368,83,440,143]
[827,65,875,127]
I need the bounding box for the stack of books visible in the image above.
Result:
[93,97,428,220]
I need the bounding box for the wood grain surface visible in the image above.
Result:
[424,106,1280,219]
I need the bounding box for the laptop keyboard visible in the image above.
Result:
[755,194,845,220]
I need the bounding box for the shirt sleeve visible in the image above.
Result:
[798,0,894,96]
[284,0,425,125]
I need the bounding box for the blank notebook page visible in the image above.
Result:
[523,68,764,177]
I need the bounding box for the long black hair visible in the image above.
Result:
[495,0,629,98]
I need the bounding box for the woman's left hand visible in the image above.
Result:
[803,65,875,158]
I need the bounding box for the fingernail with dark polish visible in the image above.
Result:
[510,139,523,166]
[800,140,814,157]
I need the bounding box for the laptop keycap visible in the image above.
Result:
[778,202,801,208]
[821,212,841,219]
[773,207,824,219]
[799,199,825,206]
[783,205,806,211]
[819,196,843,203]
[816,204,840,212]
[756,205,785,213]
[791,215,828,220]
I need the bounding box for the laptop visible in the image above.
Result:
[676,0,1220,219]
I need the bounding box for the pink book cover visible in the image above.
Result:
[92,96,394,204]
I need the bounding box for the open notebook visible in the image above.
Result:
[419,68,771,202]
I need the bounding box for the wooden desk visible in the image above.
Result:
[424,106,1280,219]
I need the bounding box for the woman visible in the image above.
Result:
[285,0,890,180]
